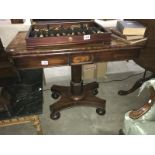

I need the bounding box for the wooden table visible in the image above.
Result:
[6,32,143,120]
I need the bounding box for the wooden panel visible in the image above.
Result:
[6,32,139,57]
[70,54,93,65]
[6,32,144,70]
[26,21,111,49]
[13,54,69,69]
[94,49,140,62]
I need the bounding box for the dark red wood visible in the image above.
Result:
[25,20,111,49]
[5,20,155,119]
[6,30,144,119]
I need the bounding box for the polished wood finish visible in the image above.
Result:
[118,71,155,95]
[6,32,142,69]
[26,21,111,49]
[50,66,106,118]
[0,115,43,134]
[129,102,153,119]
[6,31,143,119]
[129,87,155,119]
[50,83,106,118]
[13,54,69,69]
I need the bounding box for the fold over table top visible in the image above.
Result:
[6,31,142,57]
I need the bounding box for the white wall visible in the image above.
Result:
[0,19,31,47]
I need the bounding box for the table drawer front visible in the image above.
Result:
[13,55,68,69]
[94,49,140,62]
[112,51,140,60]
[70,54,93,65]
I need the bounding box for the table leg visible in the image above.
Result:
[50,65,106,120]
[118,71,155,96]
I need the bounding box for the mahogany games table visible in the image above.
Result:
[6,31,143,120]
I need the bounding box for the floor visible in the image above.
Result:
[0,71,149,135]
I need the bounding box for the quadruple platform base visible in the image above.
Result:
[50,82,106,120]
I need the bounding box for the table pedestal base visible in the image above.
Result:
[50,82,106,120]
[50,65,106,120]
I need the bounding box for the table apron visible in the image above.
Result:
[10,48,141,69]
